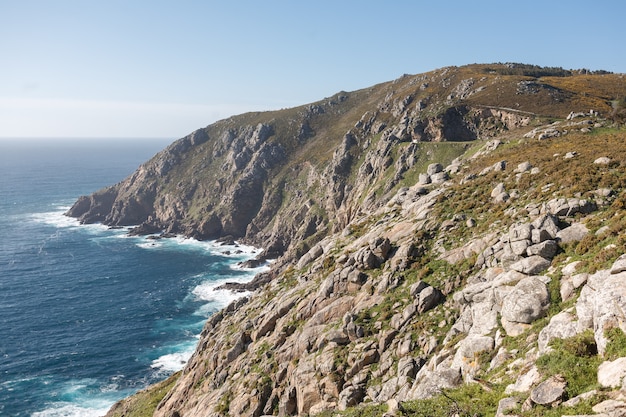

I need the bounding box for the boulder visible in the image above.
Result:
[430,171,449,184]
[509,223,533,242]
[418,173,431,185]
[505,365,541,394]
[546,198,597,217]
[491,183,509,203]
[598,357,626,388]
[526,240,558,259]
[530,375,567,406]
[592,399,626,415]
[594,156,611,165]
[515,161,532,173]
[560,277,575,302]
[571,273,589,288]
[531,214,560,240]
[427,163,443,175]
[338,385,365,410]
[562,260,582,276]
[561,389,597,408]
[501,276,550,325]
[452,336,494,379]
[557,223,589,244]
[296,244,324,269]
[509,255,551,275]
[493,160,507,171]
[495,397,519,417]
[417,285,443,313]
[576,266,626,354]
[537,311,578,354]
[610,254,626,274]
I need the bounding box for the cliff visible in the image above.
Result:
[67,63,626,417]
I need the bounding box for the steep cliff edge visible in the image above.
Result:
[67,64,626,417]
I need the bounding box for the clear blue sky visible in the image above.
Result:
[1,0,624,139]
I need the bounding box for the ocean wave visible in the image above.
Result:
[150,340,197,375]
[32,402,113,417]
[134,234,263,259]
[191,278,252,311]
[29,210,82,229]
[30,377,125,417]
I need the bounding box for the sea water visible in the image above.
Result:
[0,139,265,417]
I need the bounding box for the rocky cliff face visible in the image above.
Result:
[72,64,626,417]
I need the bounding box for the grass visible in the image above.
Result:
[315,403,388,417]
[105,372,180,417]
[401,383,505,417]
[536,330,600,398]
[605,327,626,360]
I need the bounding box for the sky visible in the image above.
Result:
[1,0,625,140]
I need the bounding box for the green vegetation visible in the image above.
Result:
[605,327,626,360]
[106,372,180,417]
[536,330,600,398]
[315,403,388,417]
[401,383,504,417]
[215,390,233,415]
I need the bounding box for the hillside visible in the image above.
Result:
[66,63,626,417]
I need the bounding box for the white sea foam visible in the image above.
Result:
[191,276,253,312]
[29,210,82,229]
[28,209,117,237]
[32,402,113,417]
[134,234,264,260]
[31,378,132,417]
[150,341,197,374]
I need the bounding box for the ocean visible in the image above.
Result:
[0,139,265,417]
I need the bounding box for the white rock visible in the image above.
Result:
[505,365,541,394]
[557,223,589,244]
[515,161,532,173]
[537,311,578,353]
[571,273,589,288]
[509,255,551,275]
[598,357,626,388]
[610,254,626,274]
[491,183,506,198]
[562,261,582,276]
[501,276,550,324]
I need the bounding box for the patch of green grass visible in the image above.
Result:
[314,403,388,417]
[520,398,598,417]
[605,327,626,360]
[401,383,505,417]
[215,390,233,415]
[106,372,180,417]
[536,330,600,398]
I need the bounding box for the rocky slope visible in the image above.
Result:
[67,63,626,417]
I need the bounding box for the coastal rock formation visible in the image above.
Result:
[73,63,626,417]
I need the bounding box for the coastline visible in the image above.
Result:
[22,209,268,417]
